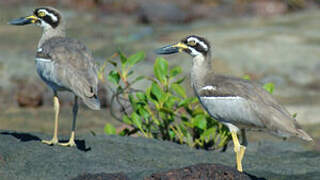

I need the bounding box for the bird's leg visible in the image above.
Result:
[42,93,59,145]
[239,129,247,162]
[231,131,243,172]
[59,96,78,147]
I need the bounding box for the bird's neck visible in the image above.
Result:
[191,53,213,90]
[38,26,66,48]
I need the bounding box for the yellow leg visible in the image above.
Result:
[239,145,246,162]
[58,96,78,147]
[42,95,59,145]
[231,131,243,172]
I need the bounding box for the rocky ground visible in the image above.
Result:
[0,130,319,180]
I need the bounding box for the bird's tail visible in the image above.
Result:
[296,128,313,142]
[82,95,100,110]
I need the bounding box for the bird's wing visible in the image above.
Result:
[38,37,99,99]
[198,74,290,116]
[196,74,295,128]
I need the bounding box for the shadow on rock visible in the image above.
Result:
[0,131,90,152]
[75,139,91,152]
[58,139,91,152]
[0,132,41,142]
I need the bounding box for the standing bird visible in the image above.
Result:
[155,35,312,172]
[9,7,100,147]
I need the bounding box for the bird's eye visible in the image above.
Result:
[38,11,46,17]
[188,40,196,46]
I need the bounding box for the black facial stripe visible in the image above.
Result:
[181,35,210,56]
[195,43,208,55]
[34,8,60,28]
[42,15,59,28]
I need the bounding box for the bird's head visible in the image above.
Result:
[9,7,62,30]
[155,35,211,58]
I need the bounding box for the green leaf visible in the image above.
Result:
[107,59,118,67]
[136,92,146,102]
[118,50,127,64]
[169,66,182,77]
[104,123,117,135]
[90,130,96,136]
[131,112,142,129]
[107,70,120,85]
[123,115,132,125]
[292,113,298,118]
[171,83,186,98]
[154,57,168,83]
[242,74,251,80]
[138,107,150,120]
[201,127,216,138]
[151,82,162,101]
[169,130,176,140]
[128,94,138,111]
[165,96,179,108]
[263,82,275,94]
[132,75,145,84]
[127,70,134,77]
[193,114,207,130]
[173,77,185,84]
[128,51,145,66]
[178,97,195,107]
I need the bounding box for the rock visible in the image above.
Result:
[138,2,188,24]
[0,130,319,180]
[250,0,288,16]
[12,78,45,108]
[145,163,252,180]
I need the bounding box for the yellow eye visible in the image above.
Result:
[188,40,196,46]
[38,11,46,17]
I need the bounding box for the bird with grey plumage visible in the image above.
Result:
[8,7,100,147]
[155,35,313,172]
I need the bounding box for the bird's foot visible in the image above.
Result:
[58,140,76,147]
[41,138,59,145]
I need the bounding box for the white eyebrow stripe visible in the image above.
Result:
[39,9,58,22]
[201,86,216,91]
[187,37,208,50]
[35,58,52,62]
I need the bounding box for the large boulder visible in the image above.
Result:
[0,130,319,180]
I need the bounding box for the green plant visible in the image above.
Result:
[99,51,231,150]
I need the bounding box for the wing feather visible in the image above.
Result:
[39,37,99,100]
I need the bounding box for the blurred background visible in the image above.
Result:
[0,0,320,142]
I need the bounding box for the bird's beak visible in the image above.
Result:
[8,15,39,26]
[155,42,188,55]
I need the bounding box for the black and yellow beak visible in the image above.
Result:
[155,42,188,55]
[8,15,39,26]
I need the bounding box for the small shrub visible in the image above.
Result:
[99,51,285,150]
[98,51,231,150]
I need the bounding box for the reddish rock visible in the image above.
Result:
[145,163,252,180]
[14,79,45,108]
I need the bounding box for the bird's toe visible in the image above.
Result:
[41,138,59,145]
